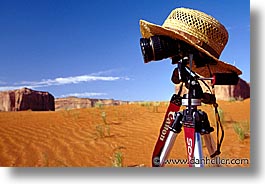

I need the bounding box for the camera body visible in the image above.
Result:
[140,35,215,67]
[140,35,239,86]
[140,35,185,63]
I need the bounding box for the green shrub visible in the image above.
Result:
[112,151,123,167]
[233,123,245,141]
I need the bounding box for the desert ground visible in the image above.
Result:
[0,99,250,167]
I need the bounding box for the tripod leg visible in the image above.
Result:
[152,94,182,167]
[203,134,221,167]
[193,132,204,167]
[203,134,215,155]
[156,111,183,167]
[159,131,179,167]
[183,126,195,167]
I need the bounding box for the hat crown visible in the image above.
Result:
[162,8,229,58]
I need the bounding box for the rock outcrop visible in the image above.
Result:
[0,88,55,111]
[55,97,128,110]
[55,97,92,110]
[214,78,250,101]
[175,78,250,101]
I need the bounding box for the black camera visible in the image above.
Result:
[140,35,239,86]
[140,35,188,63]
[140,35,215,67]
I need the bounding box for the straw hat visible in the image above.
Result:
[140,7,242,77]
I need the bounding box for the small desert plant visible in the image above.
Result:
[95,124,110,138]
[217,107,224,123]
[105,124,110,136]
[95,112,110,138]
[96,111,110,138]
[241,120,250,133]
[233,122,245,141]
[140,102,151,107]
[228,97,236,102]
[95,101,103,109]
[152,102,160,113]
[42,152,49,167]
[236,96,244,101]
[37,152,67,167]
[101,111,107,124]
[95,124,105,138]
[112,151,123,167]
[110,145,126,167]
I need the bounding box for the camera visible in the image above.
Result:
[140,35,239,86]
[140,35,190,63]
[140,35,215,67]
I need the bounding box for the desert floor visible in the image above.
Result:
[0,99,250,167]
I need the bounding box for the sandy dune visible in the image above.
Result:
[0,99,250,167]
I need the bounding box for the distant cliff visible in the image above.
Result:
[175,78,250,101]
[55,97,129,110]
[0,88,55,111]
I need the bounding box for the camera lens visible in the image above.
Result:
[140,35,179,63]
[140,38,154,63]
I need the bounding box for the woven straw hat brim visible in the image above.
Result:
[140,20,242,78]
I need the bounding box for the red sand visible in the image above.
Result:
[0,99,250,167]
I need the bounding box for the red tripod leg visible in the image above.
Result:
[152,94,181,167]
[184,126,195,167]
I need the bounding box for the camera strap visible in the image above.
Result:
[211,103,224,158]
[199,74,224,158]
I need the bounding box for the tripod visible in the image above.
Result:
[152,54,224,167]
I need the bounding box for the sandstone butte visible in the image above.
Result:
[175,78,250,101]
[0,87,55,111]
[0,77,250,112]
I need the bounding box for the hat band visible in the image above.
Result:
[164,27,220,59]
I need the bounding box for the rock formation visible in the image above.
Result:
[0,88,55,111]
[55,97,92,110]
[55,97,128,110]
[214,78,250,101]
[175,78,250,101]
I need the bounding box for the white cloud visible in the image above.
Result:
[0,74,129,91]
[58,92,107,98]
[19,75,121,86]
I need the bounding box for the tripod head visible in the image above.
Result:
[171,52,240,107]
[171,55,217,107]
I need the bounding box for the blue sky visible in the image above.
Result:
[0,0,250,101]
